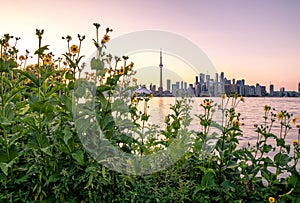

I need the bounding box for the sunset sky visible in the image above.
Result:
[1,0,300,91]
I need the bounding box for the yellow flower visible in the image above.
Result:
[240,96,245,102]
[54,64,59,69]
[292,116,298,125]
[205,101,211,108]
[70,44,79,54]
[102,34,110,43]
[129,62,134,70]
[264,105,271,112]
[277,112,284,120]
[131,98,138,104]
[221,93,227,99]
[268,196,275,203]
[3,42,9,47]
[233,119,240,126]
[119,67,125,75]
[106,68,112,74]
[292,140,298,146]
[149,93,153,98]
[43,55,52,65]
[19,55,26,61]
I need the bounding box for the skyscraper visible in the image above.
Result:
[270,84,274,96]
[158,49,163,92]
[167,79,171,92]
[200,73,205,84]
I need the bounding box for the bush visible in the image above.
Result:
[0,23,299,202]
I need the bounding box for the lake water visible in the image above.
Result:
[146,97,300,147]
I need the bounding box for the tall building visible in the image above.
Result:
[184,82,187,90]
[220,72,225,94]
[270,84,274,96]
[195,76,199,84]
[256,83,262,97]
[200,73,205,84]
[158,49,163,92]
[172,83,179,96]
[215,73,219,83]
[298,82,300,93]
[167,79,171,92]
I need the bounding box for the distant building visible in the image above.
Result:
[200,73,205,84]
[270,84,274,96]
[188,84,195,96]
[244,85,250,97]
[184,82,187,90]
[167,79,171,92]
[172,83,179,96]
[195,83,201,97]
[261,86,267,96]
[195,76,199,84]
[280,87,285,97]
[298,82,300,94]
[256,83,262,96]
[249,85,256,96]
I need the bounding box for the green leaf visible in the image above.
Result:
[201,169,215,188]
[0,162,8,176]
[30,100,54,114]
[72,150,84,165]
[276,138,285,147]
[34,45,49,56]
[90,57,104,72]
[65,71,74,80]
[0,116,13,126]
[0,58,17,72]
[221,180,234,189]
[274,153,290,166]
[16,69,39,87]
[63,126,73,146]
[41,146,52,156]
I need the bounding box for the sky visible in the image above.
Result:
[1,0,300,91]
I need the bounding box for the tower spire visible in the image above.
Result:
[159,49,163,93]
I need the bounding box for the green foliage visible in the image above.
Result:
[0,25,299,203]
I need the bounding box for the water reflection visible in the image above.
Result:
[147,97,300,147]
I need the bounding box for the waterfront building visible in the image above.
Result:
[244,85,250,97]
[255,84,262,97]
[261,86,267,96]
[195,76,199,84]
[249,85,256,96]
[172,84,179,96]
[200,73,205,84]
[188,84,195,96]
[195,83,201,97]
[167,79,171,92]
[270,84,274,96]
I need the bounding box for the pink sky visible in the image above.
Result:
[1,0,300,91]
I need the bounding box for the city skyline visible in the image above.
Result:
[146,49,299,97]
[1,0,300,90]
[148,71,300,97]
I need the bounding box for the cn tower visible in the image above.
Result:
[159,49,163,93]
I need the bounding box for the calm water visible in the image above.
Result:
[147,97,300,147]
